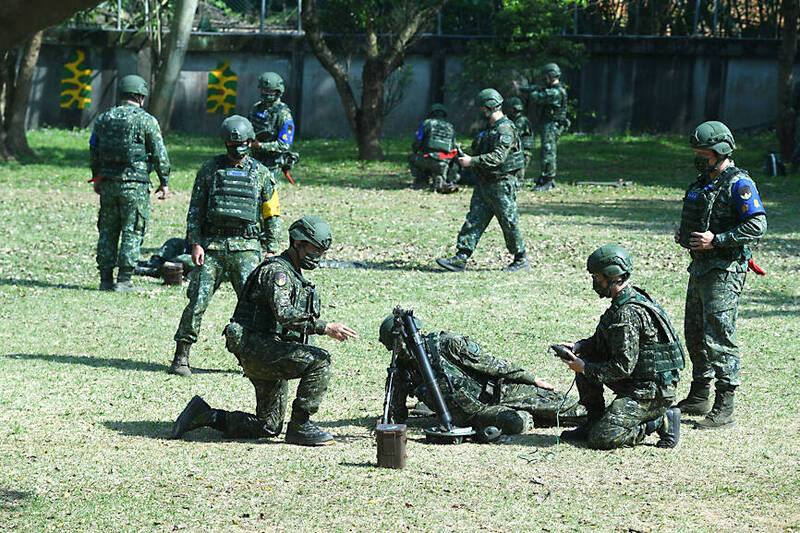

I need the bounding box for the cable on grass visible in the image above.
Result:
[517,376,576,464]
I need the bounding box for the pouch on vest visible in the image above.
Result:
[95,109,148,166]
[679,179,724,249]
[425,121,455,152]
[208,169,259,227]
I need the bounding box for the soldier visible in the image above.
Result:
[379,315,586,436]
[169,115,281,377]
[134,237,194,278]
[555,245,683,449]
[516,63,569,191]
[170,216,357,446]
[674,121,767,429]
[249,72,298,181]
[90,74,170,292]
[505,96,534,184]
[436,88,529,272]
[408,103,460,193]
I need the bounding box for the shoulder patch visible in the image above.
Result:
[732,177,766,219]
[274,271,287,287]
[499,133,513,145]
[278,120,295,145]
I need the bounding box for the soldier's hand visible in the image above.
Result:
[191,244,205,266]
[673,229,680,244]
[324,323,358,342]
[92,179,102,195]
[156,185,169,200]
[533,378,555,391]
[560,350,585,374]
[263,252,276,260]
[689,231,715,250]
[557,342,575,351]
[251,139,261,150]
[458,154,473,168]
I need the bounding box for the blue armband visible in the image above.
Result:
[413,122,424,141]
[278,120,295,145]
[732,177,766,219]
[89,132,98,148]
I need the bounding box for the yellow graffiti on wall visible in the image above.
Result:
[60,49,92,109]
[206,60,237,114]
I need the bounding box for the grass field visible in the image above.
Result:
[1,128,798,532]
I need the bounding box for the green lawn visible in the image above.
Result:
[0,128,798,532]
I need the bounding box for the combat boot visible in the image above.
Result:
[503,253,531,272]
[695,386,736,430]
[114,267,137,293]
[532,179,556,192]
[170,396,224,439]
[135,258,161,278]
[169,341,192,377]
[285,420,334,446]
[438,182,460,194]
[99,269,115,291]
[655,408,680,448]
[561,421,592,441]
[436,252,469,272]
[675,379,712,415]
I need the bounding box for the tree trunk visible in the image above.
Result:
[777,0,799,161]
[149,0,199,133]
[3,30,43,159]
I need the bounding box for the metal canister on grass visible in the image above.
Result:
[375,423,406,469]
[161,261,183,285]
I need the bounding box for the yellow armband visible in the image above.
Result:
[262,188,280,218]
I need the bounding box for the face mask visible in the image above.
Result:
[300,251,324,270]
[262,91,278,103]
[227,143,249,158]
[592,276,610,298]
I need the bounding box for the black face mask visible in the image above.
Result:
[262,91,278,103]
[227,143,249,159]
[300,251,323,270]
[592,277,610,298]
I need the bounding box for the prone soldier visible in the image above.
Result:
[90,74,170,292]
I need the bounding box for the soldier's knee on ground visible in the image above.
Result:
[586,423,627,450]
[494,410,528,435]
[223,410,280,439]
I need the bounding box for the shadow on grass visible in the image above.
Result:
[0,489,33,511]
[0,278,88,291]
[3,353,235,375]
[739,289,800,319]
[103,420,174,440]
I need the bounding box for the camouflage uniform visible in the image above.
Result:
[173,155,281,346]
[389,331,585,434]
[508,109,534,183]
[574,285,684,449]
[408,115,460,192]
[520,82,568,185]
[90,102,170,274]
[454,117,526,258]
[135,237,195,277]
[220,251,330,438]
[678,163,767,391]
[249,99,296,174]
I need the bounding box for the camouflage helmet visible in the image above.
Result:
[379,314,423,351]
[119,74,149,97]
[429,103,448,117]
[689,120,735,156]
[475,88,503,110]
[289,215,332,251]
[541,63,561,77]
[220,115,255,142]
[506,96,524,111]
[586,244,633,278]
[258,72,285,95]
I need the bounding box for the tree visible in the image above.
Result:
[150,0,200,133]
[0,0,102,53]
[777,0,799,161]
[0,30,44,159]
[301,0,449,161]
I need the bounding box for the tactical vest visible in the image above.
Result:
[424,334,487,409]
[613,287,684,386]
[95,106,148,175]
[251,101,289,141]
[231,255,320,343]
[678,165,749,262]
[207,167,259,229]
[487,117,525,177]
[424,119,455,152]
[536,84,568,125]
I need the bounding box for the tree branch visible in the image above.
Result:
[384,1,448,75]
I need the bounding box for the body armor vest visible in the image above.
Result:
[252,101,289,142]
[489,117,525,177]
[613,287,684,386]
[424,119,455,152]
[95,106,148,175]
[679,165,748,261]
[535,84,568,125]
[231,255,319,342]
[207,167,259,228]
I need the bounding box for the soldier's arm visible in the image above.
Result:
[185,163,212,245]
[265,267,328,335]
[472,124,514,169]
[258,174,282,254]
[713,178,768,247]
[444,334,537,384]
[411,121,425,152]
[145,116,171,186]
[89,123,101,177]
[527,87,563,106]
[388,362,411,423]
[258,109,295,154]
[582,307,642,383]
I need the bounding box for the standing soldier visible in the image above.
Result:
[170,216,357,446]
[517,63,569,191]
[505,96,534,185]
[249,72,298,181]
[90,74,170,292]
[557,245,683,449]
[436,88,529,272]
[169,115,281,377]
[674,121,767,429]
[408,103,460,193]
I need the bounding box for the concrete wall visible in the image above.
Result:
[24,30,791,138]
